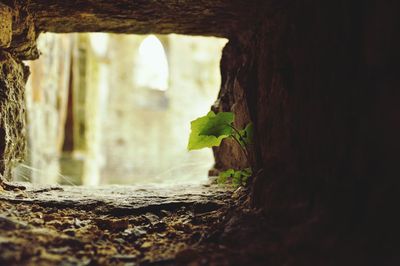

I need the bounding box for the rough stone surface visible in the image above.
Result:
[0,51,27,183]
[0,0,399,264]
[27,0,258,37]
[0,183,231,214]
[0,185,246,266]
[212,40,253,173]
[0,3,12,48]
[7,1,39,60]
[0,0,38,185]
[213,1,400,264]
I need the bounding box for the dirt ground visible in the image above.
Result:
[0,183,266,266]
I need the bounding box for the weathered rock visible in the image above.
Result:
[0,214,30,229]
[94,217,129,231]
[0,3,12,48]
[123,227,147,240]
[28,0,259,37]
[215,1,400,265]
[0,1,39,60]
[0,0,399,264]
[0,51,27,183]
[0,183,231,214]
[140,241,152,250]
[0,1,40,186]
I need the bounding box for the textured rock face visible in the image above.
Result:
[0,0,399,263]
[0,52,27,181]
[28,0,258,38]
[1,0,39,60]
[0,3,12,48]
[214,1,400,263]
[211,41,252,172]
[0,0,37,183]
[254,0,399,216]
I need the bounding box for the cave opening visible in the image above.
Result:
[12,32,228,187]
[1,0,399,265]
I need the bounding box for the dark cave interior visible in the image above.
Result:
[1,0,399,265]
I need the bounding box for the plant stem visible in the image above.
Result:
[228,124,252,167]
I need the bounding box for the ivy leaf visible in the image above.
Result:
[232,171,243,187]
[198,112,234,138]
[187,111,231,150]
[217,169,235,184]
[235,122,254,147]
[218,168,252,187]
[243,123,254,144]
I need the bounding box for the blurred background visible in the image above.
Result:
[12,33,227,186]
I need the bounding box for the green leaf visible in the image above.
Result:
[187,111,231,150]
[244,123,254,144]
[232,171,243,187]
[235,122,254,147]
[242,167,253,176]
[217,169,235,184]
[198,112,234,138]
[217,168,252,187]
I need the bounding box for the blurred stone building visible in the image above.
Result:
[13,33,227,186]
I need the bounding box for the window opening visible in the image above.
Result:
[14,33,227,187]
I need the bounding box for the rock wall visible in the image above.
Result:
[27,0,258,37]
[211,40,253,173]
[0,52,26,181]
[0,1,37,185]
[215,0,400,263]
[1,4,399,263]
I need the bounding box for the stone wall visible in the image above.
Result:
[215,0,400,263]
[1,0,400,262]
[0,1,37,185]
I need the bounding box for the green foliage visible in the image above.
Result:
[198,112,234,137]
[188,111,254,188]
[217,168,252,187]
[217,169,235,184]
[187,111,233,150]
[235,122,254,147]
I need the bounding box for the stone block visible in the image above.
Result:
[0,3,12,48]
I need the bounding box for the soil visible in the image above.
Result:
[0,183,265,266]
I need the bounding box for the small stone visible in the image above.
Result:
[74,218,85,228]
[30,218,44,226]
[94,217,129,231]
[96,245,118,256]
[31,205,43,212]
[143,213,159,224]
[172,222,192,233]
[159,210,172,217]
[112,254,138,262]
[140,241,152,249]
[48,246,70,255]
[123,226,147,240]
[0,215,30,230]
[15,192,28,198]
[151,221,167,233]
[231,186,244,199]
[63,229,76,237]
[43,214,58,222]
[46,220,64,229]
